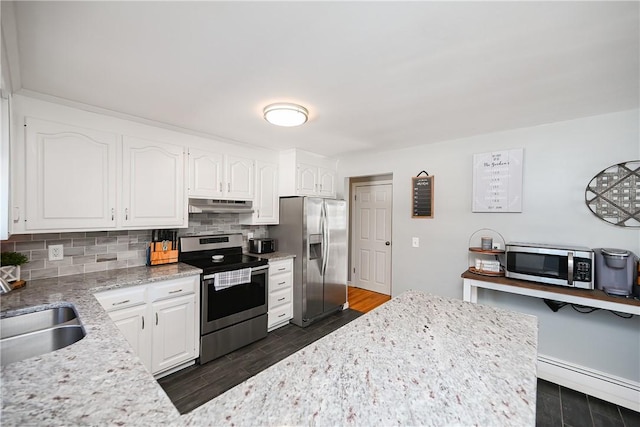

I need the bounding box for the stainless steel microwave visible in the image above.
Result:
[505,242,594,289]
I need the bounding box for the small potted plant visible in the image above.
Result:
[0,251,29,282]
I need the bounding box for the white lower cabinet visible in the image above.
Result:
[108,304,152,369]
[151,294,196,374]
[95,275,200,376]
[267,258,294,331]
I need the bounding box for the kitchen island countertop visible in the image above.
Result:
[184,290,538,426]
[2,268,537,426]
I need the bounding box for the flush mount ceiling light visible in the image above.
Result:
[263,103,309,127]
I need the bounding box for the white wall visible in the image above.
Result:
[337,109,640,382]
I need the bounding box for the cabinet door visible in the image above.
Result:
[122,136,186,228]
[296,163,318,196]
[317,167,337,198]
[225,155,254,200]
[25,117,117,230]
[151,294,196,374]
[188,148,224,198]
[253,161,279,224]
[108,304,152,371]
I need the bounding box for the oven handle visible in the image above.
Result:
[203,265,269,280]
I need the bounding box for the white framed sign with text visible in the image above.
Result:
[472,148,523,212]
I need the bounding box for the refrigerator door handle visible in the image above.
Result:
[321,202,328,277]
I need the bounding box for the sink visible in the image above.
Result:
[1,305,86,366]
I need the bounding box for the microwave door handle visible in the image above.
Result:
[567,252,574,286]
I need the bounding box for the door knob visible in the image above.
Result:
[385,241,391,246]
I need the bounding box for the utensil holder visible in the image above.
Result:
[147,242,178,266]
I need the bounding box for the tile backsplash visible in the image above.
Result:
[0,213,268,281]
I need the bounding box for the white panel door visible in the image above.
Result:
[122,136,186,228]
[297,163,318,196]
[108,304,152,372]
[151,294,196,374]
[25,117,117,230]
[188,148,224,198]
[353,183,392,295]
[225,155,254,200]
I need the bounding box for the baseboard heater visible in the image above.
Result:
[537,354,640,412]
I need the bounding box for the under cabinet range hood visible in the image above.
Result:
[188,199,254,214]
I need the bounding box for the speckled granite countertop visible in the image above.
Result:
[2,271,537,426]
[181,291,538,426]
[248,251,295,261]
[0,263,202,426]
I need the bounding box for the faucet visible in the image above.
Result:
[0,277,12,294]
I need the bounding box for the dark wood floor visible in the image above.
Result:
[157,308,363,414]
[537,378,639,427]
[158,288,640,425]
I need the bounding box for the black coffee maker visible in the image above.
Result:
[593,248,638,297]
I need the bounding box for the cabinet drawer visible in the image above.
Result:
[269,288,291,308]
[95,286,147,312]
[269,273,292,292]
[268,304,292,327]
[269,259,292,275]
[149,276,198,302]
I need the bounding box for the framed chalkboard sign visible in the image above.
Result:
[412,174,434,218]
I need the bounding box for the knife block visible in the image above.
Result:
[147,242,178,266]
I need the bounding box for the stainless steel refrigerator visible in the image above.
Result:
[270,197,347,327]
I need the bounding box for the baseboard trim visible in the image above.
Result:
[538,354,640,412]
[153,359,196,379]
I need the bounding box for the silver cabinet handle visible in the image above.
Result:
[278,281,286,285]
[155,312,158,325]
[112,299,130,306]
[278,313,286,318]
[278,268,286,271]
[141,316,145,330]
[168,289,182,294]
[111,208,115,221]
[257,209,260,218]
[125,208,129,220]
[219,182,222,192]
[227,182,231,192]
[277,297,285,302]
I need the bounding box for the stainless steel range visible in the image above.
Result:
[179,234,269,364]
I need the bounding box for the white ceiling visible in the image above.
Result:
[3,1,639,157]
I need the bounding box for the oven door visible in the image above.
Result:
[201,265,268,334]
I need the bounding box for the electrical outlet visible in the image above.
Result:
[412,237,419,248]
[48,244,64,261]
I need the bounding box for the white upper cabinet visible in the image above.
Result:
[225,155,254,200]
[240,160,279,225]
[296,163,318,196]
[188,149,254,201]
[121,136,186,228]
[25,117,118,230]
[317,167,337,198]
[280,149,337,198]
[21,115,187,233]
[188,148,224,198]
